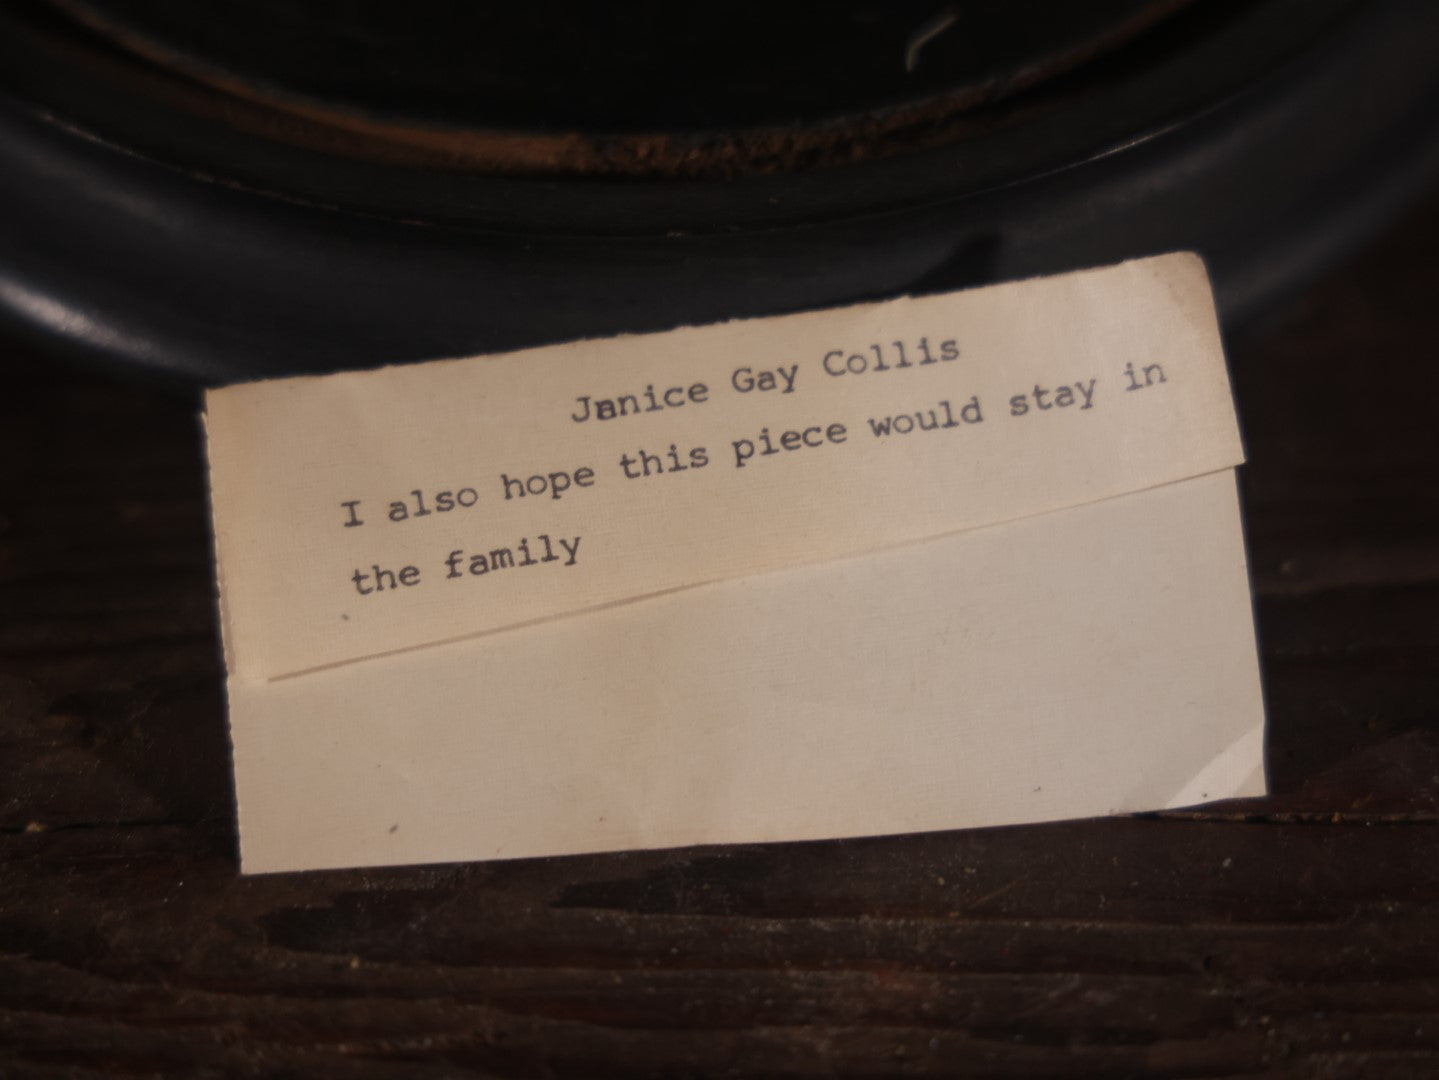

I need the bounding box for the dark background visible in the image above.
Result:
[2,184,1438,1076]
[5,0,1439,384]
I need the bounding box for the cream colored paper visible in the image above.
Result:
[206,253,1241,679]
[206,254,1266,874]
[230,471,1264,874]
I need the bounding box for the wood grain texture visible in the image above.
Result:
[3,195,1439,1078]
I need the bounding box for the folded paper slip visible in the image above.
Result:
[205,253,1265,874]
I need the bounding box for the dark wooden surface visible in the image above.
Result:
[3,196,1439,1079]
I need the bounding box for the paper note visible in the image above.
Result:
[206,254,1265,874]
[206,253,1240,679]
